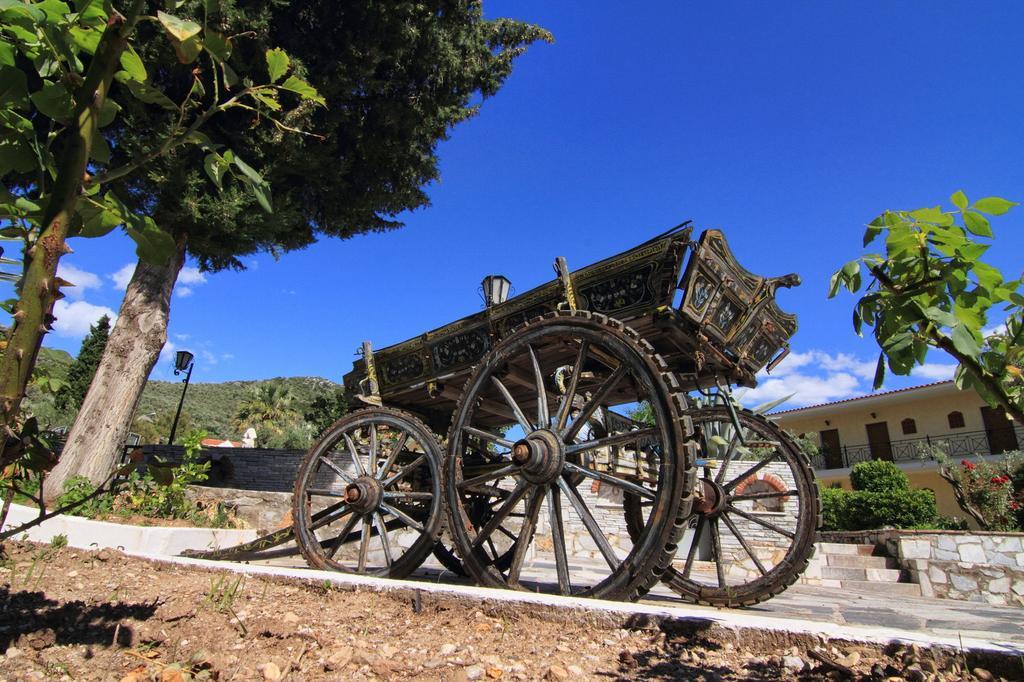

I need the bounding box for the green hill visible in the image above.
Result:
[136,375,341,440]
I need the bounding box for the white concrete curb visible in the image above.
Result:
[4,503,1021,656]
[2,503,258,556]
[143,553,1023,657]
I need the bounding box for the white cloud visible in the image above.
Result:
[910,363,957,381]
[175,266,207,298]
[179,267,206,285]
[53,300,117,338]
[174,333,191,341]
[110,264,135,290]
[222,353,234,361]
[743,371,863,409]
[159,339,176,364]
[57,263,102,299]
[199,349,218,365]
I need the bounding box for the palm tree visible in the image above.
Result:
[232,383,300,439]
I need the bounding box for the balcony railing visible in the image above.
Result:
[810,426,1023,471]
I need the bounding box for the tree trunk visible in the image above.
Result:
[43,240,185,504]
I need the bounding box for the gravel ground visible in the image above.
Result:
[0,541,1020,681]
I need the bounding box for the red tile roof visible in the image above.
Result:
[770,380,954,416]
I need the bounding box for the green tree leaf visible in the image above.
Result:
[29,81,73,122]
[157,10,201,42]
[119,45,147,81]
[972,196,1018,216]
[950,324,980,359]
[873,353,885,389]
[265,47,289,82]
[962,211,992,237]
[950,190,968,211]
[204,30,231,62]
[279,75,325,105]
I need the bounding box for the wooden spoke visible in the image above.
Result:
[723,449,782,492]
[325,512,361,559]
[713,431,742,485]
[376,432,409,479]
[306,488,347,498]
[558,477,619,570]
[382,454,426,487]
[471,479,530,549]
[682,516,705,579]
[369,425,379,474]
[721,512,768,577]
[731,489,798,502]
[456,464,518,491]
[547,485,571,594]
[382,491,434,500]
[555,341,589,432]
[726,505,796,539]
[374,512,393,566]
[491,376,534,433]
[343,433,367,477]
[562,364,628,443]
[562,461,656,500]
[357,516,372,572]
[464,426,514,451]
[527,344,549,428]
[507,487,545,585]
[307,503,351,532]
[566,427,659,454]
[710,519,726,588]
[379,502,425,532]
[317,455,354,484]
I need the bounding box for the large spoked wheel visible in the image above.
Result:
[626,406,820,607]
[292,407,444,578]
[445,310,696,601]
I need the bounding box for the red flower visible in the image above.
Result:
[962,460,976,471]
[1011,502,1021,510]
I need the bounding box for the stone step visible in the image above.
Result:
[839,579,922,597]
[821,566,907,582]
[817,542,876,556]
[826,554,897,570]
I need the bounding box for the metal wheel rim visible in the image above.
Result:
[293,409,443,578]
[445,312,690,600]
[626,406,820,606]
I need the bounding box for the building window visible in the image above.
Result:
[948,411,965,429]
[901,418,917,435]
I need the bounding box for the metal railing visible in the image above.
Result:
[810,426,1023,470]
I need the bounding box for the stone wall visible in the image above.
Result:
[143,445,305,493]
[821,529,1024,606]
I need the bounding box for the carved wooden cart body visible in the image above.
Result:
[289,224,821,607]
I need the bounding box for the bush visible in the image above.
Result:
[850,460,909,493]
[820,487,850,531]
[821,486,939,531]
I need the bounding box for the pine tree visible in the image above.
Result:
[54,316,111,415]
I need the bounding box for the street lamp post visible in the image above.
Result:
[167,350,194,445]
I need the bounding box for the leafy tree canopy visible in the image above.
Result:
[829,191,1023,422]
[55,314,110,413]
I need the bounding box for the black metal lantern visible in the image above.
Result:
[481,274,511,308]
[174,350,194,372]
[168,349,195,445]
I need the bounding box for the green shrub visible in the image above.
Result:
[849,460,909,493]
[821,486,938,531]
[55,475,113,518]
[820,487,850,531]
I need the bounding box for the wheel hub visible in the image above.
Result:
[344,476,383,514]
[693,477,727,516]
[511,429,565,484]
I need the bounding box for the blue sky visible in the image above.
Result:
[14,1,1024,409]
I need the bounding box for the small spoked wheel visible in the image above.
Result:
[626,406,820,607]
[445,310,695,601]
[292,407,444,578]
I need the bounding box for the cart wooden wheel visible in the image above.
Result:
[292,407,444,578]
[625,406,820,607]
[445,310,696,600]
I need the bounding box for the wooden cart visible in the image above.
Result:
[290,224,821,606]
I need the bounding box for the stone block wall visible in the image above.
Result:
[142,445,305,493]
[820,529,1024,606]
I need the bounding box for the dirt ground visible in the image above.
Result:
[0,541,1019,681]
